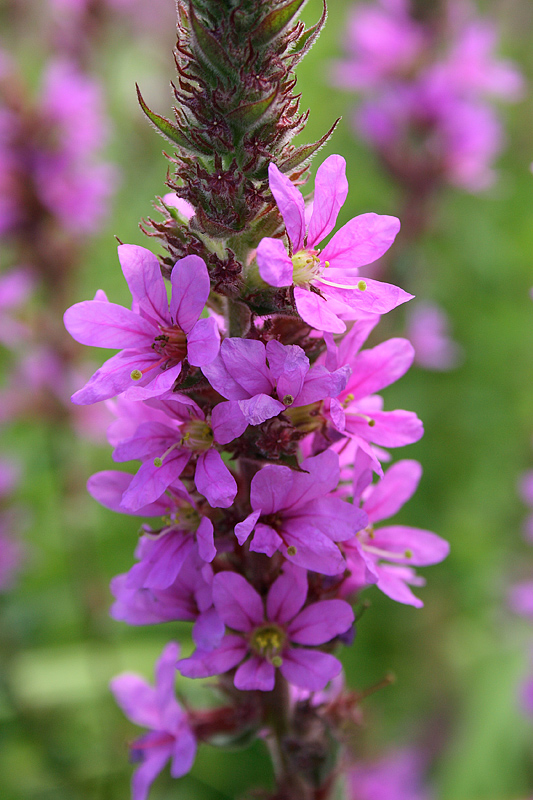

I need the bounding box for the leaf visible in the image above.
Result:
[288,0,327,65]
[226,90,278,130]
[190,5,234,78]
[278,119,340,173]
[136,85,193,149]
[251,0,308,46]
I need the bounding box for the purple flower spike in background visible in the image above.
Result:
[256,154,411,333]
[64,245,220,404]
[349,747,431,800]
[111,642,197,800]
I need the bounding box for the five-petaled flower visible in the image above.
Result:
[178,565,354,692]
[256,154,412,333]
[64,244,220,404]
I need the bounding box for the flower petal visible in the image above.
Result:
[234,655,275,692]
[234,510,261,546]
[170,255,210,334]
[345,338,415,401]
[266,567,307,624]
[120,453,190,511]
[131,745,172,800]
[372,525,449,566]
[250,523,283,557]
[321,212,400,270]
[211,401,248,445]
[110,673,159,729]
[118,244,168,326]
[268,162,306,251]
[250,465,293,514]
[178,634,248,678]
[363,460,422,523]
[307,155,349,247]
[64,300,155,348]
[194,450,237,509]
[257,237,293,287]
[87,471,170,516]
[288,599,354,645]
[187,317,220,367]
[238,394,285,425]
[294,287,346,334]
[280,649,342,691]
[196,516,216,562]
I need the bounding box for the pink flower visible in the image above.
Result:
[341,453,449,607]
[64,245,220,404]
[235,450,368,575]
[179,566,354,692]
[349,747,431,800]
[406,302,462,371]
[110,643,197,800]
[203,337,350,444]
[256,155,411,333]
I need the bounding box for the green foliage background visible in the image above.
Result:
[1,0,533,797]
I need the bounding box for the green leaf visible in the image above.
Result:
[190,5,234,79]
[278,119,340,173]
[136,85,193,149]
[226,90,278,130]
[251,0,308,46]
[289,0,327,64]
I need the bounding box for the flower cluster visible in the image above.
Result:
[68,158,448,799]
[331,0,523,194]
[66,3,449,798]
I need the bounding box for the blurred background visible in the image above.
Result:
[1,0,533,797]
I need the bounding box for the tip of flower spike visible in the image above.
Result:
[282,394,294,406]
[287,545,297,556]
[357,281,367,291]
[130,369,143,381]
[153,457,163,467]
[271,656,283,668]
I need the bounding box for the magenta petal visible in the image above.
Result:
[234,510,261,545]
[87,471,170,516]
[238,394,285,425]
[131,744,172,800]
[266,569,307,624]
[211,401,248,445]
[193,607,225,650]
[272,345,309,402]
[196,517,216,562]
[213,572,264,630]
[121,453,189,511]
[219,338,273,396]
[118,244,168,326]
[288,599,354,645]
[268,162,306,251]
[323,278,413,317]
[372,525,449,566]
[280,649,342,691]
[202,354,250,400]
[321,212,400,270]
[194,450,237,508]
[64,300,155,348]
[363,460,422,523]
[155,641,181,703]
[126,533,194,590]
[112,421,176,462]
[170,729,197,778]
[294,287,346,334]
[307,155,348,247]
[169,255,210,334]
[250,523,283,557]
[110,673,159,729]
[234,655,275,692]
[178,634,248,678]
[187,317,220,367]
[283,525,346,576]
[285,450,340,508]
[362,409,423,447]
[293,496,367,542]
[257,237,293,287]
[250,465,293,514]
[375,565,424,608]
[347,338,415,401]
[123,362,183,401]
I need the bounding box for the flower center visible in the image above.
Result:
[250,623,286,666]
[180,418,214,452]
[161,500,201,532]
[291,248,322,286]
[152,324,188,363]
[282,401,323,433]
